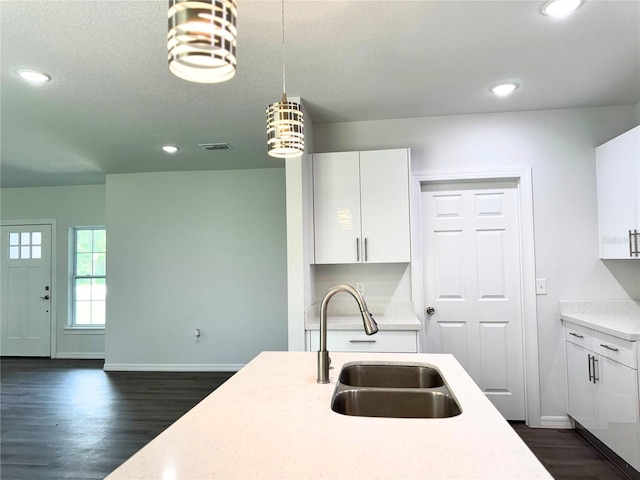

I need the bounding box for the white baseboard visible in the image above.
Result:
[540,415,573,429]
[55,352,105,360]
[102,363,244,372]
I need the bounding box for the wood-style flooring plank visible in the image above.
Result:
[511,422,630,480]
[1,358,233,480]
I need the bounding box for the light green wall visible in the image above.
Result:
[104,169,287,369]
[0,185,106,357]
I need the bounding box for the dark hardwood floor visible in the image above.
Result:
[511,422,630,480]
[0,357,632,480]
[1,358,233,479]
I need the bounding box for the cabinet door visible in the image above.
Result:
[566,341,598,431]
[307,330,418,353]
[596,126,640,259]
[360,149,411,263]
[313,152,362,264]
[596,356,640,471]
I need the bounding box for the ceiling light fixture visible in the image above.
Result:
[167,0,237,84]
[542,0,582,17]
[162,145,180,153]
[490,82,519,97]
[266,0,304,159]
[16,69,50,84]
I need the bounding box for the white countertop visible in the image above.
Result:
[560,301,640,341]
[107,351,551,480]
[305,302,422,331]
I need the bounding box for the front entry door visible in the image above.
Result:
[421,181,525,420]
[1,224,52,356]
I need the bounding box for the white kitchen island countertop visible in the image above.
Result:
[106,351,552,480]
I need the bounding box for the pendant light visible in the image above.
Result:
[167,0,237,84]
[266,0,304,158]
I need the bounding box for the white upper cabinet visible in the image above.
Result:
[596,125,640,259]
[312,149,411,264]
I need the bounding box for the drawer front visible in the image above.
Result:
[594,331,637,369]
[565,322,594,350]
[308,330,418,353]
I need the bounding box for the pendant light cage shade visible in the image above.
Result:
[266,95,305,158]
[167,0,237,84]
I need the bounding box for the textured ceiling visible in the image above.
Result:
[1,0,639,188]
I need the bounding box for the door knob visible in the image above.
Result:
[40,295,50,300]
[426,306,435,315]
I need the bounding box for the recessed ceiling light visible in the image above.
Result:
[162,145,179,154]
[542,0,582,18]
[490,82,519,97]
[16,69,50,84]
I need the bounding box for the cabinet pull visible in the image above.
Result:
[634,229,639,257]
[356,238,360,262]
[599,343,619,352]
[588,354,593,382]
[569,332,584,339]
[592,356,599,383]
[349,339,376,344]
[364,237,368,262]
[630,230,634,257]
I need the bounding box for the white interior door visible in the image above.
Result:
[421,181,525,420]
[1,224,52,356]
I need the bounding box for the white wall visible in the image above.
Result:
[313,105,640,420]
[104,169,287,370]
[0,185,106,358]
[285,99,316,351]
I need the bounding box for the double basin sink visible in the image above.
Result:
[331,361,462,419]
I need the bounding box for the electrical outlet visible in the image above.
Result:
[536,279,547,295]
[355,282,365,295]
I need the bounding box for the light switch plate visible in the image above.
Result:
[536,278,547,295]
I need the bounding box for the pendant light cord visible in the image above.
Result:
[281,0,287,97]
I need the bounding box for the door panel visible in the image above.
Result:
[359,149,410,263]
[476,230,507,299]
[1,224,52,356]
[312,152,361,264]
[479,321,508,391]
[422,181,525,419]
[435,231,465,298]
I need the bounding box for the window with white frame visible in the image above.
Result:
[72,227,106,326]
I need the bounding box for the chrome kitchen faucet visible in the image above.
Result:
[317,284,378,383]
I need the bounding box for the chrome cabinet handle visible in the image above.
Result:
[349,339,376,344]
[569,332,583,339]
[356,238,360,262]
[593,356,599,383]
[630,230,639,257]
[588,354,593,382]
[364,237,368,262]
[600,344,619,352]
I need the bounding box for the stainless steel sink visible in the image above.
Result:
[331,362,462,419]
[338,362,444,388]
[331,388,461,419]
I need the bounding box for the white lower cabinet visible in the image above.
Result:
[565,322,640,471]
[306,329,418,353]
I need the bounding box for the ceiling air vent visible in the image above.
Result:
[198,143,232,151]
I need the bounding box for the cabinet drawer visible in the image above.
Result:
[594,331,637,369]
[565,323,594,349]
[308,330,418,353]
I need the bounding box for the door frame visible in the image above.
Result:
[1,219,57,358]
[410,168,541,427]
